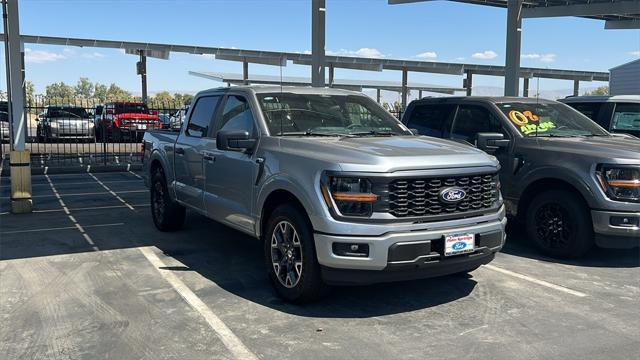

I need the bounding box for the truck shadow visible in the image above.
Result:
[152,213,478,318]
[501,223,640,269]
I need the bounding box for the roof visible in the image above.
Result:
[410,96,558,104]
[189,71,465,94]
[610,58,640,71]
[197,85,366,97]
[389,1,640,28]
[561,95,640,103]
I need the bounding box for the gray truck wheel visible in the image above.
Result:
[525,190,593,258]
[150,167,186,232]
[264,203,329,303]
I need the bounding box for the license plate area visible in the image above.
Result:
[444,233,475,256]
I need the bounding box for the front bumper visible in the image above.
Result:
[314,210,506,284]
[592,210,640,249]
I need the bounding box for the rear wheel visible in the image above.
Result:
[264,204,329,303]
[150,167,186,231]
[525,190,593,258]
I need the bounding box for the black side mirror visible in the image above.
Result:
[217,130,256,152]
[477,132,510,152]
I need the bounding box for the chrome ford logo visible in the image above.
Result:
[452,242,467,251]
[440,187,467,203]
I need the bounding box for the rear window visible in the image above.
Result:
[405,104,455,137]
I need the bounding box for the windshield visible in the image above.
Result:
[257,93,411,136]
[47,107,89,119]
[497,101,609,137]
[611,103,640,137]
[115,103,149,114]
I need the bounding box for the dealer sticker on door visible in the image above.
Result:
[444,233,475,256]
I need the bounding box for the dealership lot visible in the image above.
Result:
[0,171,638,360]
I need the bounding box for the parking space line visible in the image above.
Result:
[0,190,146,200]
[89,173,136,211]
[45,174,99,251]
[128,170,143,179]
[0,179,142,189]
[1,222,124,235]
[139,247,258,360]
[0,203,150,216]
[484,264,588,298]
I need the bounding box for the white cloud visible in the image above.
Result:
[471,50,498,60]
[522,53,556,63]
[415,51,437,60]
[24,48,66,64]
[327,48,385,58]
[630,50,640,57]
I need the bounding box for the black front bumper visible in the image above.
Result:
[321,231,503,285]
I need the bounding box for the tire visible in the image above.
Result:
[525,190,593,258]
[150,167,186,232]
[264,203,329,303]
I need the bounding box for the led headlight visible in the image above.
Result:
[323,177,378,217]
[596,165,640,203]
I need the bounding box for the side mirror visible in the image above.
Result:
[477,132,510,152]
[217,130,256,152]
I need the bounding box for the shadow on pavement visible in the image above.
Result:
[501,223,640,269]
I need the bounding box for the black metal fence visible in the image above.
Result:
[1,96,186,170]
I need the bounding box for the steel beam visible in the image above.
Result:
[523,77,529,97]
[328,63,334,87]
[401,69,408,110]
[573,80,580,96]
[464,71,473,96]
[522,1,640,18]
[376,89,381,103]
[311,0,326,87]
[504,0,522,96]
[605,19,640,29]
[140,51,148,103]
[243,61,249,85]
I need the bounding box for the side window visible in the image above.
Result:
[451,105,504,143]
[216,95,256,135]
[568,102,602,121]
[611,103,640,133]
[406,104,455,138]
[186,96,220,138]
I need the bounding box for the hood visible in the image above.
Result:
[115,113,159,121]
[519,136,640,163]
[274,135,499,172]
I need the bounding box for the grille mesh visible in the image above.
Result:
[387,173,498,217]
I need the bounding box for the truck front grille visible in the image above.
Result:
[385,173,499,218]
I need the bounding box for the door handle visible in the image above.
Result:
[175,147,185,155]
[203,154,215,162]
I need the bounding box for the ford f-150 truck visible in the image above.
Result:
[403,96,640,258]
[143,86,506,302]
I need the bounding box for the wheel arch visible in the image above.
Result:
[517,177,590,220]
[259,189,312,241]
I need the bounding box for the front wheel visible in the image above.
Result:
[264,204,329,303]
[150,167,186,231]
[525,190,593,258]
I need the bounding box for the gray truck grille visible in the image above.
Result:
[386,173,499,218]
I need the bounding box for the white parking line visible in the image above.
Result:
[89,173,137,211]
[45,174,99,251]
[484,264,588,297]
[139,247,258,360]
[0,179,142,189]
[128,170,143,179]
[1,222,124,235]
[0,190,147,200]
[0,203,150,216]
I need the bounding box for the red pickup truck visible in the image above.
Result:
[97,102,161,142]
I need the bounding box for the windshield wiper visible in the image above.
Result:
[349,130,398,137]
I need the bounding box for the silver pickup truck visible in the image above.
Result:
[142,86,506,302]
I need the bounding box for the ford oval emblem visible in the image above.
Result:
[452,241,467,251]
[440,187,467,203]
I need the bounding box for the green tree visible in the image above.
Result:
[75,77,94,98]
[583,86,609,96]
[94,83,108,103]
[24,80,35,106]
[105,83,131,101]
[174,93,194,106]
[152,91,173,104]
[45,82,75,100]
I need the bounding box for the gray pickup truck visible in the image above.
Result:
[143,86,506,302]
[403,96,640,258]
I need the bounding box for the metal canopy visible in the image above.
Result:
[4,33,609,82]
[188,71,465,94]
[389,0,640,28]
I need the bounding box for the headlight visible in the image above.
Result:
[49,121,58,127]
[596,165,640,203]
[322,176,378,217]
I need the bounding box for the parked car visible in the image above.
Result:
[158,113,172,129]
[143,86,507,302]
[169,105,189,130]
[403,96,639,258]
[96,102,161,142]
[0,101,9,142]
[560,95,640,138]
[37,105,95,142]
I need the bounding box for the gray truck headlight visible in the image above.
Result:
[321,177,377,217]
[596,165,640,203]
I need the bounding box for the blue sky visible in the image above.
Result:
[2,0,639,96]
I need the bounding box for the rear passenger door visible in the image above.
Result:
[174,95,221,211]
